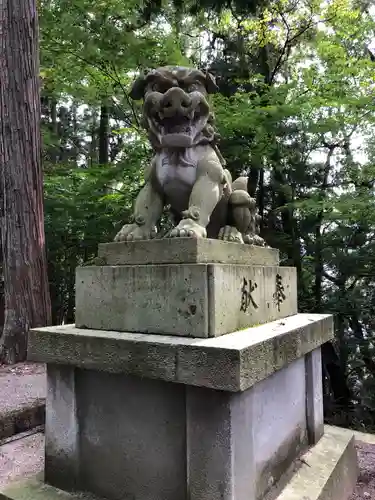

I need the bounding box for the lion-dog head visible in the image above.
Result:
[130,66,219,149]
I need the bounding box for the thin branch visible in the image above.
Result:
[48,40,141,132]
[110,61,141,130]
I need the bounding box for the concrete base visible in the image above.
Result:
[0,427,358,500]
[36,347,325,500]
[28,314,333,392]
[272,426,358,500]
[77,239,286,338]
[25,314,336,500]
[42,358,312,500]
[75,263,297,337]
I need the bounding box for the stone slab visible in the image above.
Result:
[42,358,308,500]
[305,348,324,445]
[98,238,280,266]
[45,365,79,491]
[0,476,104,500]
[75,264,297,337]
[187,357,308,500]
[77,371,187,500]
[273,426,358,500]
[28,313,334,392]
[252,357,308,498]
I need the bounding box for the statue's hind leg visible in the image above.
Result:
[222,176,266,246]
[218,188,252,243]
[218,224,244,243]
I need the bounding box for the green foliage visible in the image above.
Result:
[44,144,147,323]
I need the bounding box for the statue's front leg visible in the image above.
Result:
[114,180,164,242]
[169,156,225,239]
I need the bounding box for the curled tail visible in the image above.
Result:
[229,175,265,246]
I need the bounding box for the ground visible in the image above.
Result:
[0,432,44,488]
[350,441,375,499]
[0,363,45,413]
[0,362,45,489]
[0,362,45,439]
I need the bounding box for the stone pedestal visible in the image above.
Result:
[29,314,331,500]
[3,239,358,500]
[76,239,297,337]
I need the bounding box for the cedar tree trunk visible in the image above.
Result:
[0,0,52,363]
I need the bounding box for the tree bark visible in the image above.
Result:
[0,0,52,363]
[99,102,109,165]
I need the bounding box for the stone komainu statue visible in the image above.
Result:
[115,66,264,246]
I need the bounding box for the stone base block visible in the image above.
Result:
[272,426,358,500]
[25,313,334,500]
[97,238,280,266]
[75,263,297,337]
[42,360,308,500]
[29,313,333,392]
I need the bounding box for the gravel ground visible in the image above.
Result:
[350,440,375,500]
[0,363,46,415]
[0,432,44,488]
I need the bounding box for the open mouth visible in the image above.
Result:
[153,113,196,147]
[146,96,210,148]
[156,114,193,135]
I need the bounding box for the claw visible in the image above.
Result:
[169,218,207,239]
[218,225,243,243]
[114,223,157,242]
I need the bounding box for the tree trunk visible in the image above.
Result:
[89,108,98,166]
[98,102,109,165]
[0,0,52,363]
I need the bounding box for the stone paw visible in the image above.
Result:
[218,225,244,243]
[243,234,266,246]
[169,219,207,239]
[253,235,266,247]
[114,223,156,242]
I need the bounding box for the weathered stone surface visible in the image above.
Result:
[28,313,334,392]
[45,365,79,492]
[305,348,324,445]
[77,371,187,500]
[187,357,308,500]
[98,238,279,266]
[177,314,333,392]
[41,359,309,500]
[75,263,297,337]
[252,358,307,498]
[273,426,358,500]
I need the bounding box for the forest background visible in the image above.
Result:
[1,0,375,430]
